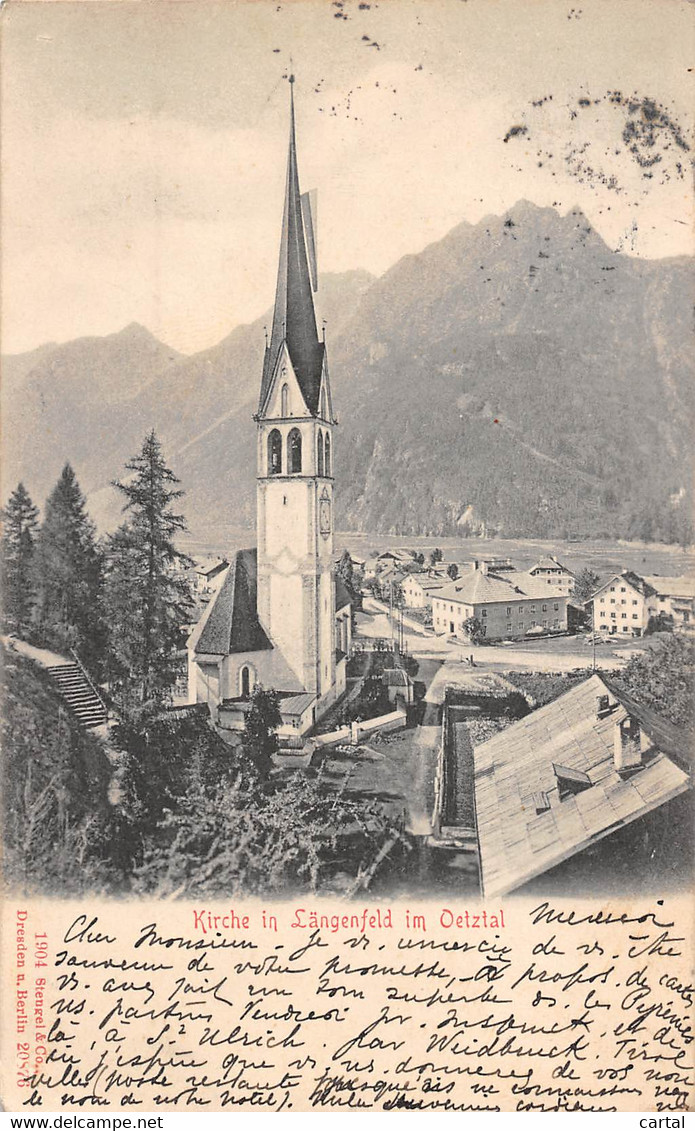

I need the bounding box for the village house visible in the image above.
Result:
[431,561,568,640]
[643,575,695,631]
[401,572,447,609]
[382,667,415,707]
[527,554,575,595]
[588,570,657,637]
[187,80,351,739]
[192,556,229,596]
[471,674,692,898]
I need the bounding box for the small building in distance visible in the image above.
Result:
[382,667,415,707]
[192,556,229,596]
[431,561,568,640]
[527,554,575,595]
[643,575,695,632]
[401,573,447,609]
[472,674,692,898]
[588,570,657,637]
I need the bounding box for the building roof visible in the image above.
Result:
[530,555,575,576]
[405,574,447,592]
[278,691,316,717]
[194,556,229,578]
[193,548,273,656]
[335,574,352,613]
[259,79,325,417]
[474,673,691,898]
[643,575,695,600]
[382,668,410,687]
[434,570,566,606]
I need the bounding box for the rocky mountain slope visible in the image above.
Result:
[3,204,692,543]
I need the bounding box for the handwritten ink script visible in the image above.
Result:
[2,899,692,1112]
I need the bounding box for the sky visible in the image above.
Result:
[1,0,693,355]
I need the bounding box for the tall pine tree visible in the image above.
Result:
[31,466,104,670]
[104,431,193,712]
[1,483,39,635]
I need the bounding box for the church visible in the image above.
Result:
[187,79,352,741]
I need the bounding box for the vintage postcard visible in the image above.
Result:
[1,0,693,1115]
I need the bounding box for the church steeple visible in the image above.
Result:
[259,76,324,417]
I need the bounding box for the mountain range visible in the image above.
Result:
[3,201,693,545]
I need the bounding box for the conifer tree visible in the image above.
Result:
[105,431,193,711]
[1,483,39,634]
[31,465,104,669]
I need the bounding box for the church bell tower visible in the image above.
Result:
[256,77,336,700]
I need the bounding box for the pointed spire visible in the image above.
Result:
[259,77,324,416]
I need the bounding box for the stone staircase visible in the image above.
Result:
[48,663,108,729]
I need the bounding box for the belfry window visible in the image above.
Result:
[289,428,302,474]
[324,432,331,476]
[281,383,289,416]
[317,429,324,476]
[268,429,282,475]
[321,386,328,420]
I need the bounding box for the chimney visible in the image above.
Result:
[596,692,619,719]
[480,560,488,576]
[614,714,643,776]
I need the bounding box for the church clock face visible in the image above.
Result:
[319,490,331,539]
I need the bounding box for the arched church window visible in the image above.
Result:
[281,383,289,417]
[240,665,254,698]
[268,429,282,475]
[324,432,331,476]
[317,429,324,477]
[321,387,328,420]
[288,428,302,474]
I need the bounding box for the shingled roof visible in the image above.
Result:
[259,78,325,417]
[474,673,691,898]
[193,549,272,656]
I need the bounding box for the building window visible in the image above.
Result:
[554,603,559,611]
[281,383,289,416]
[621,613,627,619]
[611,612,616,618]
[519,621,524,629]
[268,429,282,475]
[321,386,328,419]
[481,625,487,637]
[288,428,302,473]
[317,429,324,476]
[481,609,487,617]
[632,614,638,619]
[632,600,638,606]
[623,626,629,632]
[506,623,512,632]
[240,665,254,698]
[600,597,605,603]
[542,604,547,612]
[506,607,511,615]
[620,587,626,593]
[324,432,331,476]
[610,599,616,604]
[610,587,615,592]
[621,599,626,605]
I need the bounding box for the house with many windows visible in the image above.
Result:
[431,561,568,640]
[587,570,657,637]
